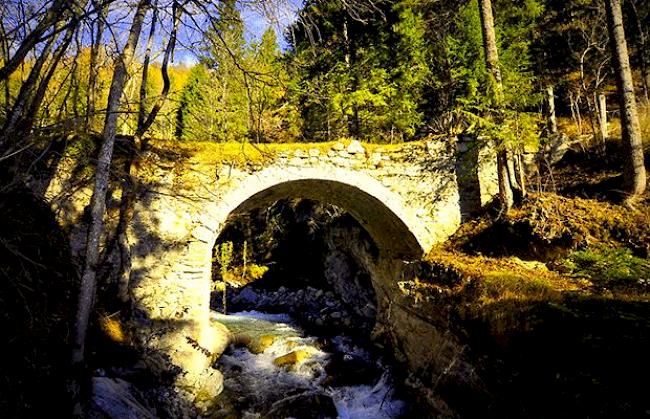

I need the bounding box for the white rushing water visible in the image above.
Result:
[211,311,407,419]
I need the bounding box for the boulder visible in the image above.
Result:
[273,349,312,368]
[248,334,276,354]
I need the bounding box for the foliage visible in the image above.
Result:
[175,2,295,143]
[564,246,650,290]
[176,64,221,141]
[286,0,430,143]
[446,0,544,149]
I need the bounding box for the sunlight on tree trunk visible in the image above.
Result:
[604,0,647,200]
[72,0,151,367]
[478,0,514,211]
[596,92,608,153]
[547,85,558,136]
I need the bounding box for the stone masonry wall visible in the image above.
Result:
[45,137,498,406]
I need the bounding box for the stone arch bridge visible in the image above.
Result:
[46,138,497,403]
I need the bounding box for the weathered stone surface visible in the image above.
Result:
[346,140,366,154]
[369,152,383,166]
[44,138,498,405]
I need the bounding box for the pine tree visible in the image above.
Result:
[176,64,219,141]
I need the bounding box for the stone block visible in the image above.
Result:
[347,140,366,154]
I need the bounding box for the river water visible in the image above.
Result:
[211,310,409,418]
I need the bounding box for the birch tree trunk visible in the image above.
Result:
[570,91,583,135]
[72,0,151,366]
[477,0,514,211]
[547,85,558,135]
[604,0,647,199]
[597,93,608,152]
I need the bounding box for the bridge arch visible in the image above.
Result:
[206,166,427,259]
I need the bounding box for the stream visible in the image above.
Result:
[211,310,409,418]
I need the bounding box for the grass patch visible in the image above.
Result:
[480,273,557,301]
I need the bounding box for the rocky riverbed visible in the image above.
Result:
[209,310,411,418]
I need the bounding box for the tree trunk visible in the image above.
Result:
[597,92,608,152]
[497,149,514,210]
[605,0,647,198]
[72,0,150,366]
[113,0,180,302]
[478,0,513,211]
[629,0,649,104]
[0,17,10,115]
[515,150,527,198]
[570,91,583,135]
[86,0,108,131]
[585,94,599,145]
[137,0,158,131]
[478,0,503,98]
[546,85,558,135]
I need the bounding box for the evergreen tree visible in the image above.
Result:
[176,64,220,141]
[248,28,295,142]
[286,0,431,143]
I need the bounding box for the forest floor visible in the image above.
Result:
[412,138,650,418]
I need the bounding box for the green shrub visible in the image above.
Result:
[564,246,650,290]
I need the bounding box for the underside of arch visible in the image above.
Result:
[225,179,423,259]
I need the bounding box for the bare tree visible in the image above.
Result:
[72,0,151,367]
[0,0,68,81]
[114,0,182,302]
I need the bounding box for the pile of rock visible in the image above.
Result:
[230,285,376,333]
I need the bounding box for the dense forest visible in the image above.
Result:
[0,0,649,417]
[1,1,648,144]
